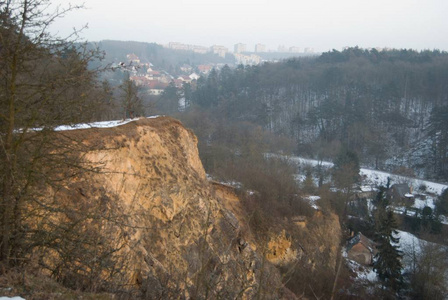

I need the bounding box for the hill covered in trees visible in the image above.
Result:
[187,48,448,181]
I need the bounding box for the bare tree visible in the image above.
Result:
[120,73,144,119]
[408,241,448,299]
[0,0,107,266]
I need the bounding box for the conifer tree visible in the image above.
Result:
[302,167,316,194]
[373,189,403,294]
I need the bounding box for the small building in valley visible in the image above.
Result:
[347,232,377,266]
[388,183,414,205]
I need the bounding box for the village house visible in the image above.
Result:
[173,79,184,89]
[148,80,168,95]
[130,75,150,87]
[189,72,200,81]
[177,75,192,84]
[346,232,377,266]
[388,183,414,206]
[180,64,193,73]
[355,185,378,199]
[126,53,140,64]
[198,64,213,74]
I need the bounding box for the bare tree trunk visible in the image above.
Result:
[330,247,343,300]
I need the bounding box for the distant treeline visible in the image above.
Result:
[188,48,448,181]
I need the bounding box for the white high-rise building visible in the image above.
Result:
[210,45,229,58]
[255,44,266,53]
[278,45,287,52]
[234,43,246,54]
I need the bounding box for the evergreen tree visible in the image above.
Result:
[373,185,389,208]
[158,81,179,114]
[302,167,316,194]
[435,189,448,216]
[373,197,403,294]
[427,106,448,180]
[332,149,360,188]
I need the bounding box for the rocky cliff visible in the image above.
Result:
[32,117,283,299]
[30,116,341,299]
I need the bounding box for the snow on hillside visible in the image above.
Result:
[286,155,448,196]
[346,259,377,282]
[348,230,441,284]
[394,230,448,273]
[287,156,334,168]
[396,230,422,257]
[360,168,447,195]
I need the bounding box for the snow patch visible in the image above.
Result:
[303,195,320,210]
[346,259,377,282]
[54,116,161,131]
[412,198,435,210]
[22,116,162,133]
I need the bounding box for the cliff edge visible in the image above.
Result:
[34,117,282,298]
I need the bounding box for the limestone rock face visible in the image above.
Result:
[42,117,281,298]
[266,230,298,266]
[32,117,343,298]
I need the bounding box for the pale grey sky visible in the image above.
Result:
[50,0,448,52]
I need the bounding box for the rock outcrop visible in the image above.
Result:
[36,117,282,298]
[30,116,342,299]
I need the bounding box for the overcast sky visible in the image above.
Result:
[49,0,448,52]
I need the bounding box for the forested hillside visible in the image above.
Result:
[189,48,448,181]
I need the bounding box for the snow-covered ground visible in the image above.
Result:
[395,230,423,257]
[287,156,448,287]
[287,155,448,221]
[394,230,448,273]
[54,118,139,131]
[287,156,334,168]
[347,229,439,284]
[303,195,320,210]
[346,259,377,282]
[20,116,162,133]
[287,155,447,196]
[360,168,447,196]
[54,116,161,131]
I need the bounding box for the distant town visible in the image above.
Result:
[116,42,320,93]
[165,42,316,65]
[119,52,207,96]
[116,42,394,95]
